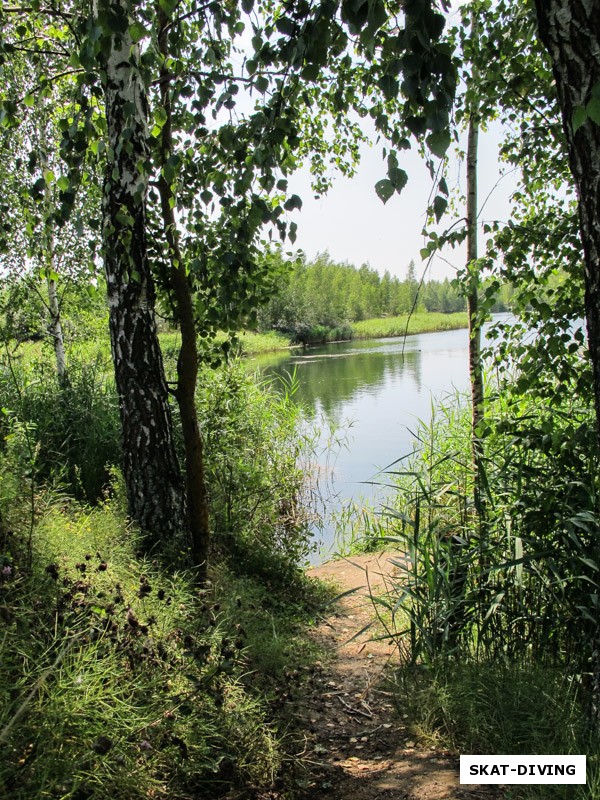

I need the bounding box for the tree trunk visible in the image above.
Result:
[99,0,186,545]
[38,90,67,383]
[156,9,211,580]
[533,0,600,721]
[466,110,484,520]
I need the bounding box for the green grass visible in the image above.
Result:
[352,311,469,339]
[393,662,600,800]
[0,481,331,800]
[159,314,470,358]
[10,312,470,371]
[159,328,296,357]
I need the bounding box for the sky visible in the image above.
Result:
[284,119,519,282]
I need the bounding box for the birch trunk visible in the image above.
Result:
[534,0,600,721]
[466,111,484,519]
[38,93,67,383]
[99,0,186,545]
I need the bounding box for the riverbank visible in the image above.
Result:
[227,312,469,356]
[14,312,471,364]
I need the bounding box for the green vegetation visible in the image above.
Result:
[353,384,600,795]
[393,664,600,799]
[256,250,509,345]
[0,494,328,799]
[2,0,600,795]
[0,341,330,799]
[352,311,468,339]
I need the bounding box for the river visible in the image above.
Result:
[252,317,510,562]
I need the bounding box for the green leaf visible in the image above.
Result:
[377,74,398,101]
[388,167,407,192]
[587,97,600,125]
[433,195,447,223]
[154,106,168,128]
[276,17,295,36]
[301,63,320,81]
[129,21,147,43]
[420,248,430,260]
[375,178,394,204]
[284,194,302,211]
[572,105,587,133]
[23,94,35,108]
[426,130,451,158]
[158,0,178,17]
[242,0,254,11]
[254,75,269,94]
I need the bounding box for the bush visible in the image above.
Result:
[196,361,318,580]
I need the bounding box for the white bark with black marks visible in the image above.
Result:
[534,0,600,722]
[98,0,186,544]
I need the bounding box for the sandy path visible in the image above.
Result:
[297,552,503,800]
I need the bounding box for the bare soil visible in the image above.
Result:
[295,552,504,800]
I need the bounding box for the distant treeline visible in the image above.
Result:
[257,250,513,340]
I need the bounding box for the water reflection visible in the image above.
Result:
[265,341,424,416]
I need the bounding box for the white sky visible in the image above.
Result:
[284,119,519,281]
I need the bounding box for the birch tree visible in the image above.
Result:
[533,0,600,720]
[95,0,188,547]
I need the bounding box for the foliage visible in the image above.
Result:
[0,276,109,347]
[0,348,120,503]
[256,249,480,338]
[0,0,458,339]
[197,362,319,578]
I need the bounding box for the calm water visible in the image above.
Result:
[252,319,506,561]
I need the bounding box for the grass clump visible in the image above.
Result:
[198,362,319,576]
[0,349,119,502]
[394,662,599,799]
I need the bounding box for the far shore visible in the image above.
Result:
[232,311,470,356]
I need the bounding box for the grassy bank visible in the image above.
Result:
[11,312,470,364]
[159,329,296,358]
[351,311,468,340]
[0,489,331,800]
[209,312,470,356]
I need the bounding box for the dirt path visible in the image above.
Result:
[297,552,502,800]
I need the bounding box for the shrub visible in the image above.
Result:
[197,361,318,580]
